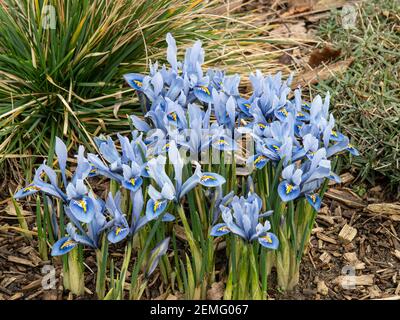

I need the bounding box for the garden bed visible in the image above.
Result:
[1,0,399,302]
[1,176,398,300]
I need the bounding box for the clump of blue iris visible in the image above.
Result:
[14,33,359,261]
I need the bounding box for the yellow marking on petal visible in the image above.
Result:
[76,199,87,213]
[153,200,162,213]
[279,108,288,117]
[285,183,294,194]
[168,112,177,121]
[348,143,354,149]
[258,123,266,129]
[199,86,210,95]
[244,103,251,109]
[272,145,280,152]
[218,226,229,232]
[331,130,338,137]
[162,143,170,150]
[218,139,229,146]
[133,80,142,88]
[297,112,304,117]
[23,185,41,192]
[115,227,122,236]
[254,155,266,165]
[310,194,317,203]
[130,178,136,186]
[201,175,216,182]
[60,239,75,250]
[261,234,272,243]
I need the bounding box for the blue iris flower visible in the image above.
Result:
[210,193,278,250]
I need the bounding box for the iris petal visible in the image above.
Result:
[69,196,95,223]
[146,199,168,220]
[161,212,175,222]
[199,172,226,187]
[252,154,268,169]
[193,86,213,104]
[258,232,279,250]
[306,193,321,211]
[107,226,129,244]
[51,237,77,256]
[347,144,359,156]
[210,223,231,236]
[14,184,41,199]
[124,73,145,91]
[277,181,300,202]
[122,176,143,193]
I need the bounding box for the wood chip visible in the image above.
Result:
[308,45,341,68]
[343,252,366,270]
[7,256,38,267]
[316,232,337,244]
[319,252,331,264]
[317,280,329,296]
[334,275,374,287]
[21,279,42,292]
[9,292,24,300]
[324,188,365,209]
[339,224,358,244]
[317,215,335,225]
[365,203,400,221]
[393,250,400,261]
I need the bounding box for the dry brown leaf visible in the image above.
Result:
[4,199,30,216]
[308,45,341,68]
[173,225,187,242]
[207,281,225,300]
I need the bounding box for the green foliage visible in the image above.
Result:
[315,0,400,187]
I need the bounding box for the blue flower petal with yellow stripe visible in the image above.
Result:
[306,193,321,211]
[51,236,78,256]
[237,97,253,117]
[199,172,226,188]
[107,226,130,244]
[14,184,42,199]
[258,232,279,250]
[250,154,268,170]
[124,73,145,91]
[69,196,95,224]
[330,130,345,142]
[347,143,359,156]
[193,85,213,104]
[277,180,301,202]
[210,223,231,237]
[122,176,143,193]
[146,199,168,220]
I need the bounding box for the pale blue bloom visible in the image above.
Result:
[210,193,279,250]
